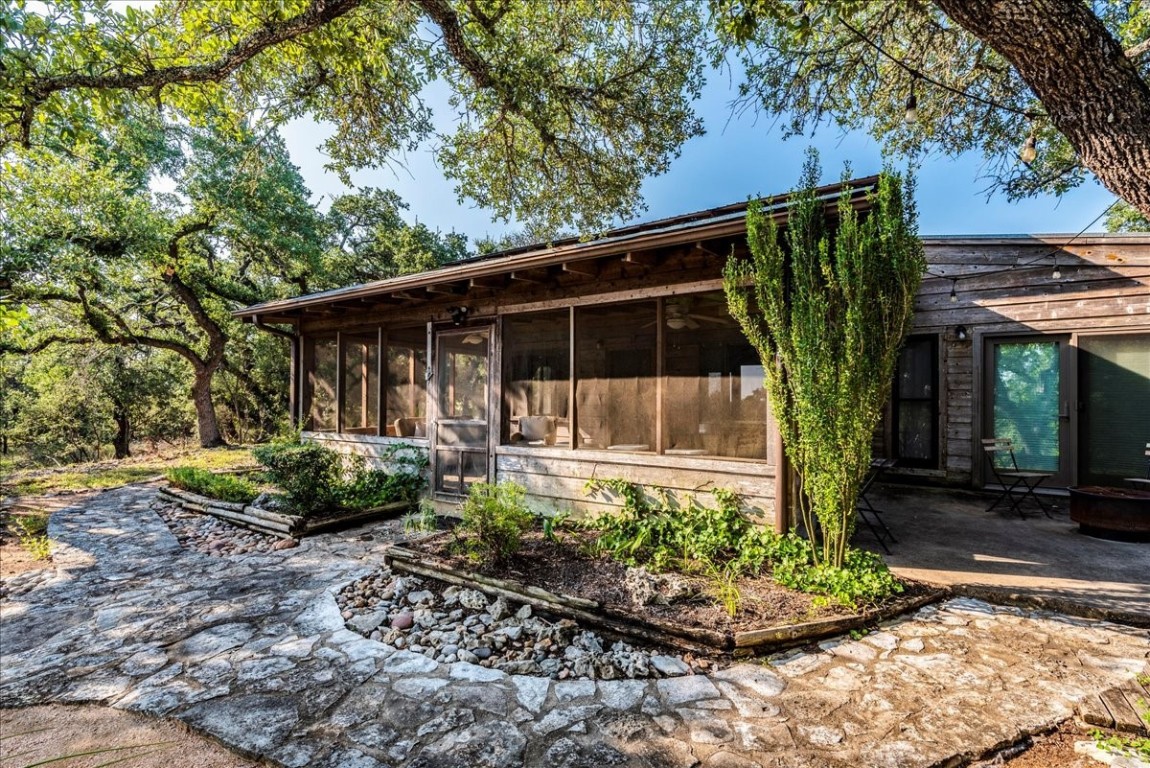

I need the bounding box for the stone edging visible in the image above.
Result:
[386,545,947,655]
[949,584,1150,629]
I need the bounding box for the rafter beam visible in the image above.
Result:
[562,260,600,277]
[623,251,658,267]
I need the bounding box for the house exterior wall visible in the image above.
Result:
[290,233,1150,521]
[895,235,1150,487]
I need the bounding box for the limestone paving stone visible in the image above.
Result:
[1,485,1148,768]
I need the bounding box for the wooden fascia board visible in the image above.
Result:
[234,189,872,318]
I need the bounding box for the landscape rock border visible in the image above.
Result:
[386,544,947,655]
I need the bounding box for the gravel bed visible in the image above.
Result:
[337,567,714,680]
[155,503,297,557]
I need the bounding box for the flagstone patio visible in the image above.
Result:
[1,485,1147,768]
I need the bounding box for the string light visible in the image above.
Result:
[949,280,957,303]
[1052,252,1061,280]
[1019,133,1038,165]
[904,91,918,124]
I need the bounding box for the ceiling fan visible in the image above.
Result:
[645,297,730,330]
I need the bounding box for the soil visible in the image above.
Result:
[0,705,262,768]
[408,528,928,635]
[0,531,47,579]
[0,512,52,580]
[999,720,1129,768]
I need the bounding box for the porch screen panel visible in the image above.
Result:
[992,341,1060,472]
[892,335,938,467]
[503,311,570,447]
[1079,333,1150,485]
[305,336,338,432]
[386,326,428,437]
[663,292,767,458]
[341,332,379,434]
[575,302,657,451]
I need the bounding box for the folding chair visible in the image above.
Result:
[1124,443,1150,490]
[981,438,1053,518]
[856,458,898,553]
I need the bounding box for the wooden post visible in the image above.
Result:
[376,327,384,437]
[773,417,790,534]
[655,298,665,454]
[335,331,344,434]
[569,306,578,451]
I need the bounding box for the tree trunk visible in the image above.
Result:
[933,0,1150,219]
[112,403,131,459]
[192,371,225,448]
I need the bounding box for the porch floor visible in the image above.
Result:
[858,483,1150,624]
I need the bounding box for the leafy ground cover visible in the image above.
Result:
[412,479,915,634]
[165,467,259,505]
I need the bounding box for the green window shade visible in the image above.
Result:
[993,341,1060,472]
[1080,334,1150,485]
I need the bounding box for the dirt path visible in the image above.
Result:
[0,705,262,768]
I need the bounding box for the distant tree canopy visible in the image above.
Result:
[713,0,1150,219]
[1,116,466,453]
[1,0,707,234]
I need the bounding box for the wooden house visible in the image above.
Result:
[236,178,1150,529]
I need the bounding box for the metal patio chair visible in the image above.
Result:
[1125,442,1150,490]
[856,458,898,553]
[982,438,1054,518]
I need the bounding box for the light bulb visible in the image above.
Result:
[1020,134,1037,164]
[1052,267,1062,279]
[904,93,918,124]
[949,285,957,303]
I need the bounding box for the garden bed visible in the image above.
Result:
[391,529,941,654]
[157,485,409,538]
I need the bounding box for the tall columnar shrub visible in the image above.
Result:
[724,153,924,567]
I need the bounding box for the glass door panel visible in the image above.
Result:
[433,329,490,495]
[1079,333,1150,485]
[986,337,1071,485]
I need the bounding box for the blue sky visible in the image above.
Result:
[280,72,1118,244]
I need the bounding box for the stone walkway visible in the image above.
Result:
[1,486,1147,768]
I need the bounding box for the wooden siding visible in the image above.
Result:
[906,239,1150,486]
[494,447,777,524]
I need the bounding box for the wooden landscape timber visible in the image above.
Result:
[158,485,410,538]
[384,545,945,655]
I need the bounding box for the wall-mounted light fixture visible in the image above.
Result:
[955,325,968,341]
[449,306,469,326]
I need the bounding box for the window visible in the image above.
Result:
[664,292,767,458]
[304,336,338,432]
[386,326,428,437]
[575,302,657,451]
[1079,333,1150,485]
[341,331,379,434]
[504,311,570,447]
[892,335,939,468]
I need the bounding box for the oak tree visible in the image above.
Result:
[1,0,707,233]
[715,0,1150,219]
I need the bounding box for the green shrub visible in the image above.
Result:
[252,440,343,515]
[584,478,903,610]
[253,438,427,516]
[165,467,257,504]
[337,449,428,511]
[456,481,534,565]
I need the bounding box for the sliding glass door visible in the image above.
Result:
[985,336,1072,486]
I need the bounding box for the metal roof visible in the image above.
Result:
[234,176,880,320]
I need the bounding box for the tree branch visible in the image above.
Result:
[13,0,366,146]
[1127,37,1150,61]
